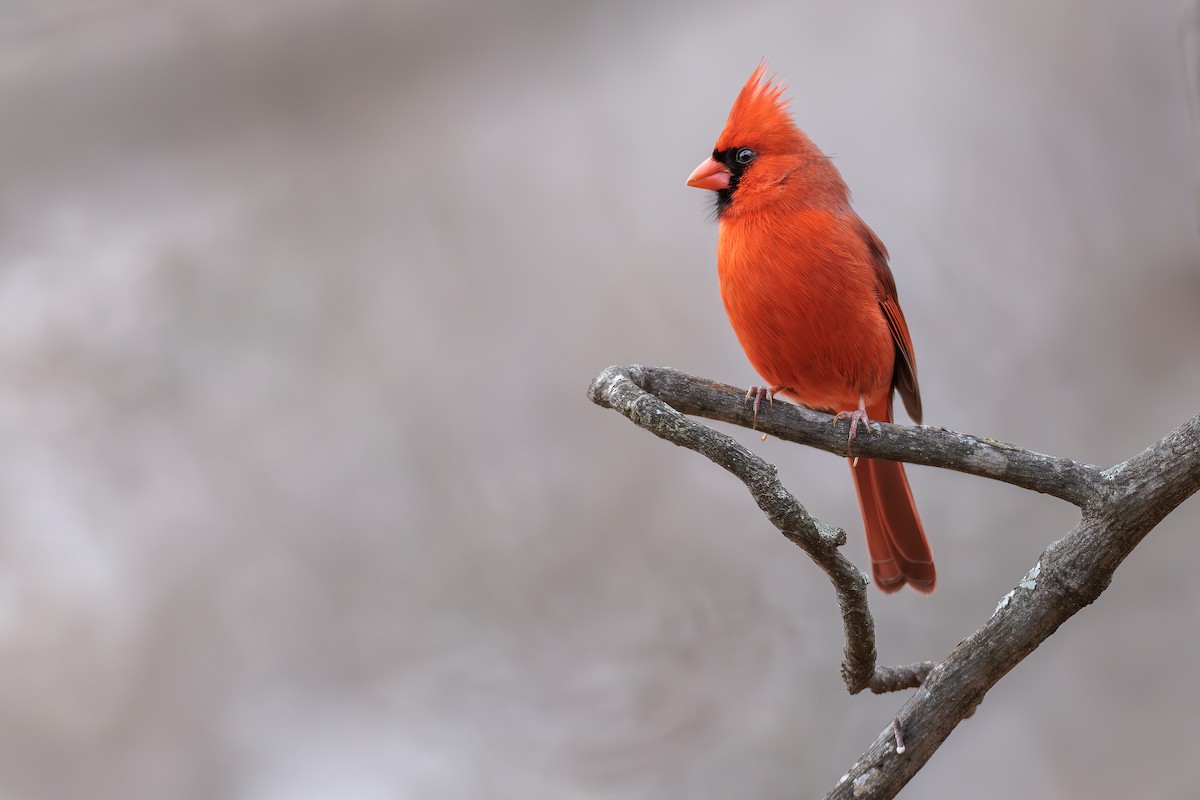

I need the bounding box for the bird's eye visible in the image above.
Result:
[735,148,756,165]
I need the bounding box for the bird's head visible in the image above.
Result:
[687,62,835,218]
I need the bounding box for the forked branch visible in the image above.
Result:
[588,364,1200,799]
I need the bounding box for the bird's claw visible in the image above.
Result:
[744,385,774,430]
[833,404,873,466]
[833,407,872,443]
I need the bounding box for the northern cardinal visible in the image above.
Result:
[686,64,935,593]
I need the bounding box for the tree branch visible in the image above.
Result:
[613,364,1104,507]
[587,364,1200,799]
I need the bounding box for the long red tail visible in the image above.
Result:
[849,404,935,593]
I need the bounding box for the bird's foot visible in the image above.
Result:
[833,397,873,466]
[833,407,872,443]
[744,385,775,430]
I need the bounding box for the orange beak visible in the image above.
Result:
[686,157,731,191]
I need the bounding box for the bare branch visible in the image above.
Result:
[868,662,937,695]
[1105,410,1200,520]
[588,364,1200,799]
[827,438,1197,800]
[616,364,1104,507]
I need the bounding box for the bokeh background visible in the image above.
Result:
[3,0,1200,797]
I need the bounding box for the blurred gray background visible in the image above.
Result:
[2,0,1199,798]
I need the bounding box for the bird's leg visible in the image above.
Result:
[833,394,873,466]
[743,385,776,430]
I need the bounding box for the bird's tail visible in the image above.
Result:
[851,457,935,592]
[849,401,935,593]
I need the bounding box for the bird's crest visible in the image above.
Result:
[715,62,804,153]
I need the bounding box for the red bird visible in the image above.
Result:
[686,64,935,593]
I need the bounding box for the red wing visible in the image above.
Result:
[857,220,922,424]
